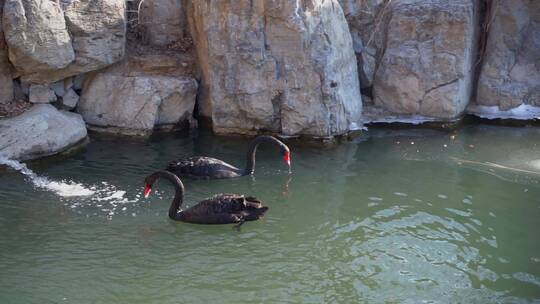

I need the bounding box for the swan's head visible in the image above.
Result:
[143,173,159,198]
[143,171,183,198]
[282,148,291,170]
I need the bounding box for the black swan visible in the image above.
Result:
[166,135,291,179]
[144,171,268,226]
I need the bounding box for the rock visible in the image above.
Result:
[61,88,79,109]
[2,0,75,78]
[73,74,86,91]
[50,81,66,97]
[55,0,126,82]
[2,0,126,84]
[470,0,540,116]
[0,0,14,104]
[338,0,388,89]
[187,0,362,137]
[139,0,185,47]
[78,71,197,135]
[371,0,478,120]
[29,84,57,104]
[0,104,87,160]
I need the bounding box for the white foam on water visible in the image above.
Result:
[437,194,448,199]
[1,157,138,217]
[0,157,95,197]
[394,192,408,197]
[467,104,540,120]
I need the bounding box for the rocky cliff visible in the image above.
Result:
[0,0,539,160]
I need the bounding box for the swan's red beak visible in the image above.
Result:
[144,184,152,198]
[284,151,291,167]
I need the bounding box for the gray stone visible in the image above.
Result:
[78,72,197,135]
[2,0,75,79]
[0,0,13,104]
[371,0,478,120]
[62,88,79,109]
[29,84,57,104]
[139,0,185,47]
[2,0,126,84]
[73,74,86,91]
[0,104,87,160]
[471,0,540,114]
[187,0,362,137]
[50,81,66,97]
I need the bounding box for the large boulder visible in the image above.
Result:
[0,104,87,160]
[78,67,197,136]
[2,0,75,77]
[139,0,185,47]
[371,0,478,121]
[2,0,125,84]
[187,0,362,137]
[468,0,540,119]
[0,0,13,104]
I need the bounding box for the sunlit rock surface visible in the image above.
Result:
[2,0,75,80]
[78,64,197,135]
[371,0,478,121]
[2,0,125,84]
[468,0,540,119]
[187,0,362,137]
[0,104,87,160]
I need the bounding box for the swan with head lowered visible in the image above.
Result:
[144,171,268,227]
[166,135,291,179]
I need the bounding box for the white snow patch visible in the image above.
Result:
[467,104,540,120]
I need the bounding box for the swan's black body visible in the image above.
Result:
[144,171,268,225]
[166,135,291,180]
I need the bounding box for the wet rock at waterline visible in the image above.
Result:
[470,0,540,119]
[2,0,125,84]
[187,0,362,137]
[0,104,87,160]
[78,73,197,135]
[371,0,478,121]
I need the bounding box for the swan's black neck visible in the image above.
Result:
[149,171,185,219]
[243,136,283,175]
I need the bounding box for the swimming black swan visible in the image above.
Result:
[144,171,268,226]
[166,135,291,179]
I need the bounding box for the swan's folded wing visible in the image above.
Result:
[167,157,241,178]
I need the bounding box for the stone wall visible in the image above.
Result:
[187,0,362,137]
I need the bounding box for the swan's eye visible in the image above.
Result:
[144,184,152,198]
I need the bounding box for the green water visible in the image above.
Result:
[1,125,539,303]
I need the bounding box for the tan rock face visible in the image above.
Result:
[139,0,185,47]
[0,0,13,104]
[187,0,362,137]
[78,57,198,135]
[473,0,540,111]
[2,0,125,84]
[371,0,478,120]
[2,0,75,77]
